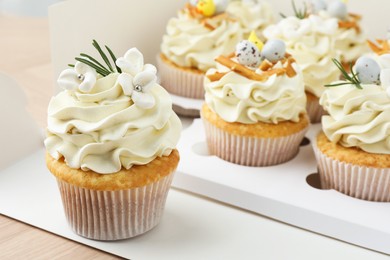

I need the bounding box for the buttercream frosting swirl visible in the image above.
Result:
[318,11,368,63]
[45,51,181,174]
[226,0,274,39]
[263,15,340,98]
[204,59,306,124]
[320,76,390,154]
[161,6,243,72]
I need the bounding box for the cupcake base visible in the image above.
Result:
[201,104,309,166]
[157,54,205,100]
[46,150,179,240]
[306,91,327,123]
[57,173,174,240]
[313,132,390,202]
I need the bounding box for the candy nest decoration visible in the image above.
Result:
[45,40,181,240]
[202,33,309,166]
[315,56,390,202]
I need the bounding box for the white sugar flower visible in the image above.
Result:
[380,68,390,98]
[116,48,157,76]
[118,71,157,109]
[117,48,158,109]
[57,62,97,93]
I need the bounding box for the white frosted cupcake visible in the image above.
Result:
[312,0,368,68]
[314,56,390,202]
[202,35,309,166]
[226,0,275,40]
[45,41,181,240]
[158,1,243,102]
[263,2,341,123]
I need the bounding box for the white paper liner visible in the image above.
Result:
[202,118,309,166]
[306,96,326,124]
[313,141,390,202]
[56,172,175,240]
[157,55,205,100]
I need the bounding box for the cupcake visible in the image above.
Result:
[314,56,390,202]
[226,0,275,40]
[158,1,243,103]
[311,0,368,69]
[202,35,309,166]
[45,41,181,240]
[263,1,341,123]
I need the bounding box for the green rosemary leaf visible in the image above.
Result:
[105,45,122,73]
[75,57,110,76]
[92,40,114,72]
[291,0,307,19]
[279,12,287,19]
[68,64,75,68]
[80,53,109,72]
[329,58,363,89]
[325,82,355,87]
[333,59,350,80]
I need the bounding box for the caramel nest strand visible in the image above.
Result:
[367,39,390,55]
[338,13,362,34]
[185,3,235,30]
[207,54,297,82]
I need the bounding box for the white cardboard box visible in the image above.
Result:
[1,0,390,258]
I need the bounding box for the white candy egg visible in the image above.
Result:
[355,57,381,85]
[190,0,199,6]
[215,0,228,14]
[261,39,286,62]
[310,0,327,13]
[236,40,262,67]
[327,1,348,20]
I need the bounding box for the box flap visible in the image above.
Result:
[0,72,42,170]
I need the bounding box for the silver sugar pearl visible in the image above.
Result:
[77,74,85,81]
[134,84,143,92]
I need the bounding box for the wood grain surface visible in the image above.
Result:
[0,15,123,259]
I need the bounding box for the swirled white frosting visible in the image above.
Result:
[370,49,390,70]
[161,7,243,72]
[226,0,274,39]
[263,15,340,98]
[45,73,182,174]
[204,60,306,124]
[320,81,390,154]
[318,11,368,63]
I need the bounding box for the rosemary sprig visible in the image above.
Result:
[325,59,363,89]
[75,57,110,76]
[292,0,307,19]
[105,45,122,73]
[92,40,114,72]
[69,40,120,77]
[280,0,308,19]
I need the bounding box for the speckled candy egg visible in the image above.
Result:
[236,40,261,67]
[355,57,381,85]
[327,1,348,20]
[310,0,327,13]
[261,39,286,63]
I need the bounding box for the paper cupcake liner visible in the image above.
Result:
[313,142,390,202]
[306,97,326,124]
[202,119,309,166]
[56,172,175,240]
[157,55,205,100]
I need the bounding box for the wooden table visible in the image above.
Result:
[0,15,121,259]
